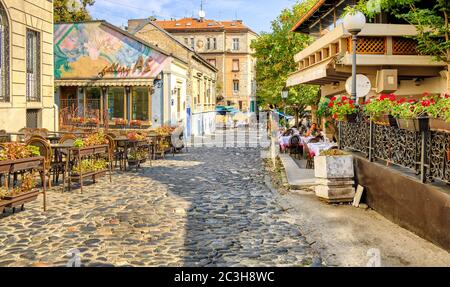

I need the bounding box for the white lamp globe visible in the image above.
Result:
[281,89,289,99]
[343,10,366,33]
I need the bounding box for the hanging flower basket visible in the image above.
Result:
[341,113,358,123]
[397,117,429,133]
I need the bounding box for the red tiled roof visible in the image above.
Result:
[291,0,326,32]
[153,18,255,33]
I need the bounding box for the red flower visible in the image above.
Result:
[408,99,416,104]
[380,94,389,100]
[349,99,354,105]
[341,96,348,101]
[331,96,337,101]
[445,94,450,99]
[389,94,396,102]
[421,100,431,107]
[333,114,338,119]
[397,98,406,104]
[423,92,430,97]
[328,102,334,108]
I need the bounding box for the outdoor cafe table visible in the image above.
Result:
[113,137,151,171]
[307,142,338,157]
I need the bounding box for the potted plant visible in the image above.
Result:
[364,94,398,127]
[426,94,450,133]
[328,96,358,122]
[114,118,128,128]
[130,120,142,128]
[391,98,429,132]
[71,117,85,126]
[85,117,100,127]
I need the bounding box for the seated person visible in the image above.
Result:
[306,123,321,137]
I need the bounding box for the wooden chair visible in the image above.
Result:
[105,134,124,170]
[26,137,53,188]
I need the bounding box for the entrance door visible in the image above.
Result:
[85,87,101,120]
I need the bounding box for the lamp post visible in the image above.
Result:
[343,10,366,101]
[281,88,289,128]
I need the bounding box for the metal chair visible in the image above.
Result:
[288,135,303,159]
[303,144,315,169]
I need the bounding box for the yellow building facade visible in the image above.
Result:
[0,0,55,132]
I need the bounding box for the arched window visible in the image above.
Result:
[0,3,9,102]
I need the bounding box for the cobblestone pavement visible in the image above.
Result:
[0,146,320,267]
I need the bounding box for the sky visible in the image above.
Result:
[89,0,299,33]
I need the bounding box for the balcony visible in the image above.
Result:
[287,24,446,87]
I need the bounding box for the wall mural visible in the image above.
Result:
[54,22,171,80]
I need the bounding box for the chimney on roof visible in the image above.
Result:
[199,0,206,22]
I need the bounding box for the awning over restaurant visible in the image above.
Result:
[55,79,154,87]
[286,58,349,86]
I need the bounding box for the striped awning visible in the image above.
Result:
[55,78,154,87]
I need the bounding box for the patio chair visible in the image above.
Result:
[54,134,77,184]
[105,134,125,170]
[288,135,303,159]
[303,144,315,169]
[25,137,53,188]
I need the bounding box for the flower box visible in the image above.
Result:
[429,118,450,133]
[3,189,40,209]
[373,114,398,127]
[397,117,429,133]
[339,114,357,123]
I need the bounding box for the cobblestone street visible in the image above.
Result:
[0,144,320,267]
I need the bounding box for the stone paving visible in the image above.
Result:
[0,146,320,267]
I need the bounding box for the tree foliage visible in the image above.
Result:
[54,0,95,23]
[358,0,450,63]
[251,0,320,113]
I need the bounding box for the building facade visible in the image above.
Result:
[128,15,258,114]
[0,0,55,132]
[287,0,447,98]
[54,21,189,129]
[129,20,218,136]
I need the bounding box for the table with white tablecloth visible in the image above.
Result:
[307,142,338,157]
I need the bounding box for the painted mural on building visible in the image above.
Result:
[54,22,171,80]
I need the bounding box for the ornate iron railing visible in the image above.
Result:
[339,114,449,184]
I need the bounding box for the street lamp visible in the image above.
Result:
[281,88,289,127]
[343,10,366,101]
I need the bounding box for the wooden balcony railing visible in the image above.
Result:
[347,36,386,54]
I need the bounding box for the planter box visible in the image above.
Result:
[397,117,429,133]
[373,115,398,127]
[314,155,355,203]
[0,161,12,174]
[3,189,40,208]
[429,118,450,133]
[72,145,108,157]
[314,155,355,179]
[341,114,357,123]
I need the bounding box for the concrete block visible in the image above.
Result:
[314,155,354,179]
[315,185,356,203]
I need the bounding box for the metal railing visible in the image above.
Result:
[339,113,449,184]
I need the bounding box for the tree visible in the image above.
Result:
[54,0,95,23]
[357,0,450,91]
[251,0,320,126]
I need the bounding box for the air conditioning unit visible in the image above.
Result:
[376,69,398,93]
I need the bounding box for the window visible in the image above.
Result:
[206,38,211,50]
[108,87,125,120]
[232,38,240,51]
[0,5,9,102]
[213,38,217,50]
[26,29,40,102]
[232,59,239,72]
[233,80,239,93]
[207,59,216,67]
[190,37,195,49]
[238,101,243,111]
[197,78,201,105]
[184,38,189,46]
[132,87,149,121]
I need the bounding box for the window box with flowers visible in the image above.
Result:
[328,96,358,122]
[391,98,429,133]
[425,94,450,133]
[363,94,398,127]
